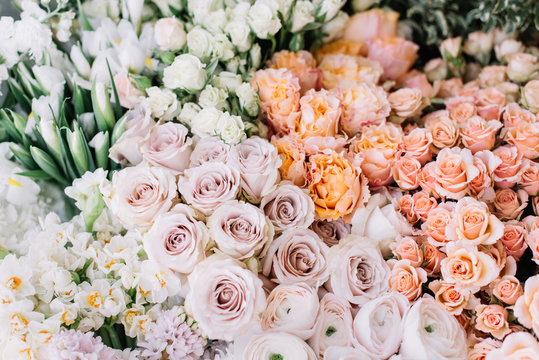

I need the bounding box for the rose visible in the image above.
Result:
[425,110,460,149]
[268,50,322,94]
[505,121,539,159]
[106,163,177,228]
[493,188,529,220]
[186,26,213,61]
[475,87,506,121]
[241,332,317,360]
[500,221,528,259]
[492,145,524,188]
[216,112,246,145]
[440,242,500,292]
[247,0,280,38]
[495,39,524,62]
[469,338,502,360]
[491,275,523,305]
[422,242,446,276]
[519,160,539,195]
[524,217,539,264]
[424,58,448,82]
[352,292,409,359]
[429,280,472,315]
[318,54,383,89]
[506,53,538,82]
[251,68,301,134]
[402,128,433,165]
[261,283,319,339]
[185,255,266,341]
[514,274,539,335]
[327,235,390,306]
[397,194,418,224]
[260,182,315,232]
[308,152,366,221]
[392,157,421,190]
[522,80,539,113]
[340,82,390,135]
[189,136,230,167]
[463,31,494,57]
[308,293,354,358]
[367,36,419,81]
[449,101,477,124]
[391,236,423,267]
[113,71,144,109]
[478,66,507,87]
[469,150,501,201]
[422,203,454,246]
[440,37,462,60]
[142,87,180,120]
[343,9,398,43]
[262,228,329,287]
[294,89,341,138]
[400,297,467,360]
[388,259,428,301]
[139,122,192,174]
[475,304,511,339]
[388,87,426,119]
[154,17,186,51]
[434,147,479,200]
[460,116,503,153]
[143,204,208,274]
[228,137,281,202]
[412,191,438,221]
[485,332,539,360]
[445,196,504,246]
[163,54,207,92]
[271,136,307,187]
[178,162,240,215]
[109,106,155,165]
[310,219,351,247]
[190,107,221,138]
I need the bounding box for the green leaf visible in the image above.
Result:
[29,146,69,186]
[301,22,323,31]
[73,84,88,116]
[535,3,539,29]
[111,112,128,146]
[7,78,31,114]
[0,110,22,143]
[10,146,37,169]
[91,81,116,132]
[16,170,52,180]
[159,51,175,65]
[76,0,93,31]
[106,58,122,118]
[131,75,152,92]
[8,109,28,135]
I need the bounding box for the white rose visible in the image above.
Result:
[261,283,319,339]
[248,0,281,39]
[321,11,348,42]
[142,86,180,120]
[191,107,221,138]
[212,33,235,61]
[198,84,229,110]
[495,39,525,62]
[463,31,494,57]
[216,112,246,144]
[400,297,467,360]
[291,1,315,32]
[154,17,186,51]
[187,26,213,62]
[315,0,345,21]
[163,54,207,92]
[241,332,317,360]
[506,52,538,82]
[189,136,231,167]
[212,71,243,92]
[236,83,259,117]
[143,204,208,274]
[199,9,227,34]
[207,200,274,260]
[178,102,201,126]
[224,19,252,52]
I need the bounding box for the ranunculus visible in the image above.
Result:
[109,106,155,165]
[318,54,383,90]
[412,191,438,221]
[143,204,208,274]
[469,338,502,360]
[154,17,186,51]
[514,274,539,336]
[491,275,523,305]
[241,332,317,360]
[228,136,281,202]
[485,331,539,360]
[269,50,322,94]
[189,136,231,167]
[429,280,473,315]
[251,68,301,134]
[178,162,240,215]
[207,201,274,260]
[185,255,266,341]
[261,182,315,232]
[323,346,374,360]
[327,235,390,306]
[519,160,539,196]
[295,89,341,138]
[402,128,433,165]
[445,196,504,246]
[391,236,423,267]
[493,188,529,220]
[262,228,329,287]
[388,87,427,119]
[140,122,192,174]
[272,136,308,187]
[352,292,409,359]
[500,221,528,259]
[113,71,145,109]
[392,156,421,190]
[400,297,467,360]
[478,65,507,88]
[367,36,419,81]
[261,283,319,339]
[422,202,454,246]
[492,145,524,189]
[460,116,503,153]
[502,102,535,128]
[440,242,500,292]
[343,9,398,43]
[475,87,506,121]
[434,147,479,200]
[340,82,390,135]
[308,293,354,358]
[388,259,428,301]
[310,219,351,247]
[506,52,538,82]
[468,150,501,201]
[425,110,460,149]
[308,152,366,221]
[475,304,511,339]
[521,79,539,113]
[107,163,177,228]
[505,120,539,159]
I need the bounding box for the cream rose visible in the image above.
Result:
[388,87,427,119]
[207,201,274,260]
[485,332,539,360]
[425,110,460,149]
[261,282,319,340]
[154,17,186,51]
[260,182,315,232]
[522,79,539,113]
[327,235,390,306]
[143,204,208,274]
[189,136,231,167]
[185,254,266,341]
[513,274,539,336]
[241,332,317,360]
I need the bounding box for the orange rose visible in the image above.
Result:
[340,82,390,135]
[449,102,477,124]
[397,194,418,224]
[502,102,535,128]
[307,152,367,220]
[314,39,368,62]
[367,36,419,81]
[422,203,454,246]
[475,87,506,121]
[505,120,539,159]
[294,88,341,139]
[272,136,307,187]
[343,9,399,43]
[519,160,539,196]
[460,116,503,154]
[500,221,528,259]
[318,54,383,89]
[252,68,301,134]
[392,156,421,190]
[493,188,529,221]
[429,280,473,315]
[491,275,523,305]
[475,304,511,339]
[412,190,438,221]
[425,110,460,149]
[387,259,427,301]
[434,147,479,200]
[391,236,423,267]
[402,128,433,165]
[268,50,322,94]
[492,145,524,189]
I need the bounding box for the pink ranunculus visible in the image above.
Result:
[241,332,317,360]
[367,36,419,81]
[189,136,231,167]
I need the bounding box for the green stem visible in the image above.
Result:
[99,327,112,347]
[106,325,123,349]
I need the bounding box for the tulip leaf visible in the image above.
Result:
[106,58,122,118]
[16,170,52,181]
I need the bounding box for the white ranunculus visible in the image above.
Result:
[216,112,246,145]
[352,292,410,359]
[241,332,317,360]
[198,85,229,110]
[163,54,207,92]
[187,26,214,62]
[291,1,315,32]
[154,17,186,51]
[224,19,252,52]
[324,346,374,360]
[248,0,281,39]
[190,107,221,138]
[142,86,180,120]
[400,297,467,360]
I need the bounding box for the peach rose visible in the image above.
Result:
[422,203,454,246]
[418,162,440,197]
[491,275,523,305]
[519,160,539,196]
[295,89,341,138]
[425,110,460,149]
[496,81,520,102]
[468,150,502,201]
[523,216,539,264]
[397,194,419,224]
[440,242,500,292]
[434,147,479,200]
[460,116,503,153]
[492,145,524,188]
[493,188,529,220]
[449,102,477,124]
[367,36,419,81]
[521,79,539,113]
[113,71,145,109]
[318,54,383,89]
[468,337,501,360]
[500,221,529,259]
[391,157,421,190]
[308,152,367,220]
[402,71,435,98]
[402,128,433,165]
[422,241,446,275]
[387,259,427,301]
[505,120,539,159]
[388,87,427,119]
[475,304,511,339]
[475,87,506,121]
[391,236,423,267]
[494,38,524,61]
[340,82,390,135]
[506,52,538,82]
[485,331,539,360]
[269,50,322,94]
[429,280,473,315]
[412,191,438,221]
[314,39,368,62]
[502,103,536,128]
[272,136,307,187]
[440,36,462,60]
[343,9,399,43]
[514,274,539,335]
[434,78,464,98]
[252,68,301,134]
[424,58,448,82]
[445,196,504,246]
[478,65,507,87]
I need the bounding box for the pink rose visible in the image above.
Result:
[468,150,501,201]
[309,219,351,247]
[422,241,446,276]
[449,102,477,124]
[505,120,539,159]
[422,202,454,246]
[397,194,418,224]
[519,160,539,196]
[429,280,473,315]
[343,9,398,43]
[189,136,230,167]
[513,274,539,336]
[478,65,507,87]
[434,77,463,98]
[485,332,539,360]
[433,147,479,200]
[460,116,503,153]
[425,110,460,149]
[401,71,435,98]
[500,221,529,259]
[140,122,192,174]
[392,156,421,190]
[475,304,511,339]
[475,87,506,121]
[387,259,428,301]
[493,188,529,220]
[468,337,501,360]
[418,162,440,197]
[113,71,144,109]
[367,36,419,81]
[491,275,523,305]
[402,127,433,165]
[391,236,423,267]
[502,102,535,128]
[340,82,390,135]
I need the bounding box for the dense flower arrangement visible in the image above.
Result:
[0,0,539,359]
